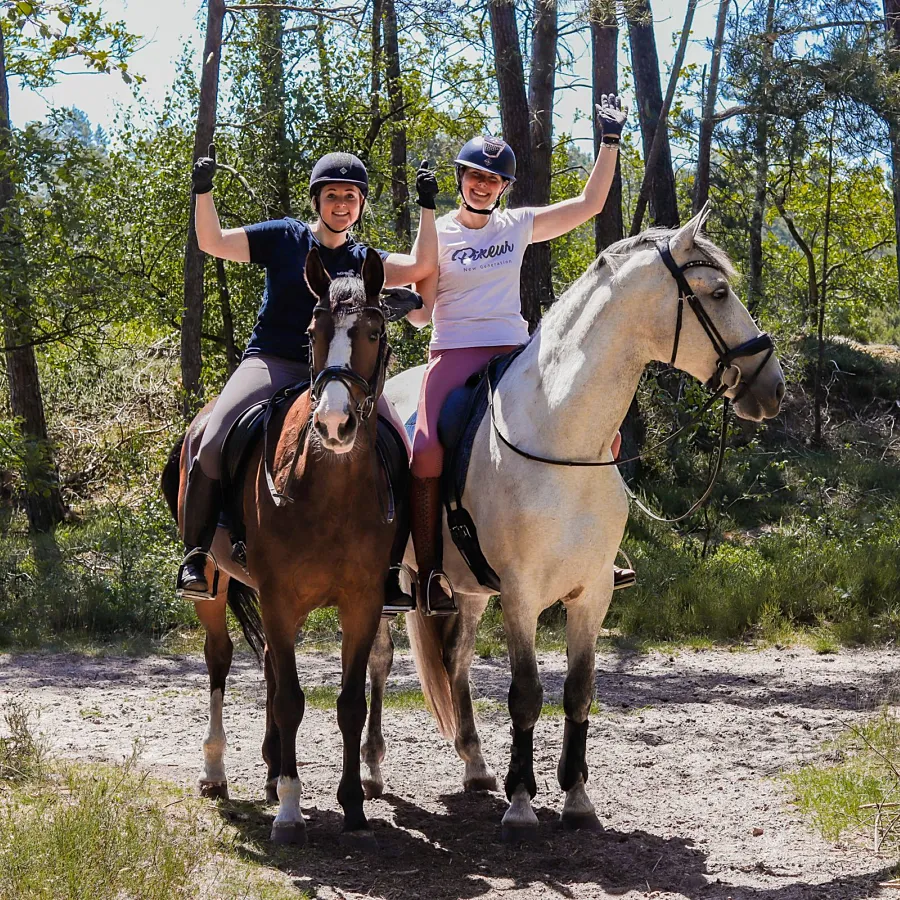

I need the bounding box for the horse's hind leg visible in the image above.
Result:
[262,646,281,804]
[499,600,543,842]
[446,594,497,792]
[337,602,382,836]
[195,578,233,800]
[557,589,610,832]
[362,619,393,800]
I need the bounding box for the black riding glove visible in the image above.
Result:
[596,94,628,144]
[382,287,424,322]
[192,143,217,194]
[415,159,439,210]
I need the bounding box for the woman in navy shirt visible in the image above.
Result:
[178,151,438,602]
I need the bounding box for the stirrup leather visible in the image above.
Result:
[382,562,417,617]
[422,569,457,617]
[175,549,220,601]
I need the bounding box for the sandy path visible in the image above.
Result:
[1,645,897,899]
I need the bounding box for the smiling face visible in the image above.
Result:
[316,182,363,231]
[460,167,507,211]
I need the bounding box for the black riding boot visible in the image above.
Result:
[176,461,223,600]
[613,565,636,590]
[410,476,457,616]
[383,509,416,615]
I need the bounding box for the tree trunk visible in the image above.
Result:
[693,0,729,214]
[629,0,696,235]
[591,1,623,253]
[182,0,226,418]
[815,113,836,445]
[626,0,679,228]
[0,27,65,532]
[526,0,557,315]
[216,258,238,376]
[489,0,544,330]
[748,0,777,313]
[884,0,900,295]
[383,0,411,244]
[258,6,291,218]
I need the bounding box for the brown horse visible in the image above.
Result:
[162,247,400,845]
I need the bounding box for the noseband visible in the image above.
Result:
[657,240,773,401]
[309,304,390,422]
[485,238,777,523]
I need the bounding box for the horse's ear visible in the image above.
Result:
[362,247,385,300]
[305,246,331,303]
[670,206,711,259]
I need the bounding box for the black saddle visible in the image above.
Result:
[405,345,526,593]
[218,382,410,571]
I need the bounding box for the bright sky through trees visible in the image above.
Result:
[8,0,719,143]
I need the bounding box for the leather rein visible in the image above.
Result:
[486,238,775,524]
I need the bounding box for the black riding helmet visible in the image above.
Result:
[454,136,516,216]
[309,152,369,233]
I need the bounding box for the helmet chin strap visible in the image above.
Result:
[456,168,509,216]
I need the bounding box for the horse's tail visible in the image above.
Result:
[227,579,266,665]
[406,610,456,740]
[161,434,185,523]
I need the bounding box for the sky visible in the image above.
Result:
[9,0,723,145]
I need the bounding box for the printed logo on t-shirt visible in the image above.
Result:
[451,240,514,267]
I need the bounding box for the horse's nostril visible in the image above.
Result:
[775,381,786,403]
[338,415,357,441]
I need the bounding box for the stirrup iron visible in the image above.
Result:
[423,570,457,617]
[175,549,220,601]
[382,563,417,617]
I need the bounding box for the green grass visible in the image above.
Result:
[0,699,304,900]
[786,708,900,844]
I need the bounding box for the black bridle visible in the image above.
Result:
[309,303,390,422]
[486,238,776,523]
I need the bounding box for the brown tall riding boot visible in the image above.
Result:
[176,460,223,600]
[410,476,457,616]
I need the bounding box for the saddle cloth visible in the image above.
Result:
[219,382,410,567]
[406,345,526,593]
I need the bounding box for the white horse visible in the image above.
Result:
[361,212,785,840]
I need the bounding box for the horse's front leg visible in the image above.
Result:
[264,604,307,846]
[446,594,497,792]
[558,587,611,831]
[262,645,281,804]
[195,579,233,800]
[500,601,543,842]
[337,598,382,837]
[362,618,393,799]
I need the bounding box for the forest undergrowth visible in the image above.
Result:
[2,332,900,653]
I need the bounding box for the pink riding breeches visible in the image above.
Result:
[411,345,519,478]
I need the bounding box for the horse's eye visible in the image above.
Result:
[369,332,379,342]
[712,287,727,301]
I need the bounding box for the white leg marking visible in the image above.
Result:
[201,688,227,785]
[563,777,596,817]
[501,783,538,828]
[274,775,304,826]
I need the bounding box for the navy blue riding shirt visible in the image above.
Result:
[243,218,388,362]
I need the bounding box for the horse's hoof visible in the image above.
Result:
[341,829,377,852]
[270,821,308,846]
[265,781,279,805]
[561,810,604,832]
[362,778,384,801]
[464,774,499,793]
[199,780,229,801]
[500,822,540,844]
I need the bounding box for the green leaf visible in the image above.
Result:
[15,2,35,14]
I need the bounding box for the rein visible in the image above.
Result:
[486,238,775,524]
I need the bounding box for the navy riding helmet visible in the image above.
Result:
[454,136,516,215]
[309,152,369,233]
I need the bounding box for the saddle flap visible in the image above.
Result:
[437,384,476,454]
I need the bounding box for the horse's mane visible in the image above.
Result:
[327,274,370,320]
[541,227,737,331]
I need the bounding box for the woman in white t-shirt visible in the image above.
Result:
[406,96,630,615]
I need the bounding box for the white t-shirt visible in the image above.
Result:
[430,207,534,351]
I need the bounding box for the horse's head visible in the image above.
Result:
[617,210,785,422]
[305,246,388,454]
